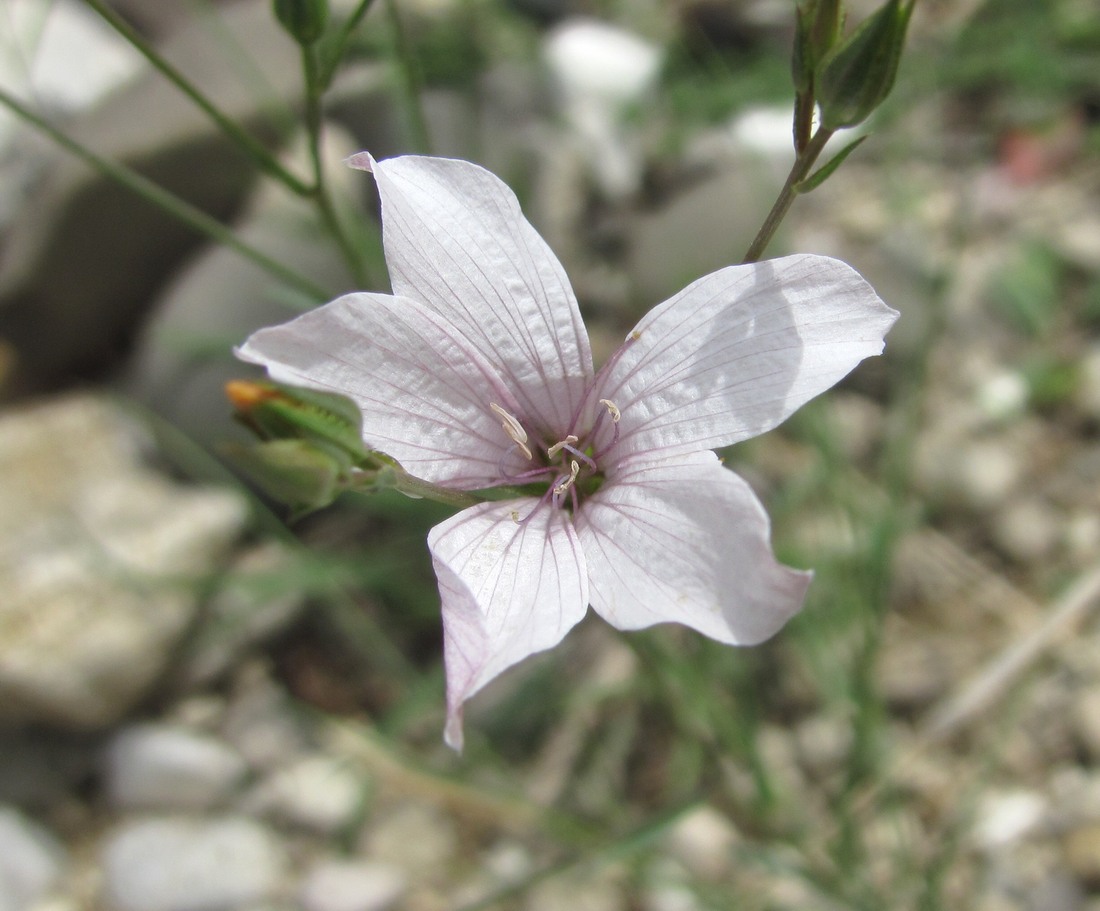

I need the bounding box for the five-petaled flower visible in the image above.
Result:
[237,153,898,750]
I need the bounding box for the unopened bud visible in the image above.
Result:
[273,0,328,45]
[222,439,346,514]
[818,0,913,130]
[226,379,367,464]
[792,0,845,93]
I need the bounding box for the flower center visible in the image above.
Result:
[488,398,621,514]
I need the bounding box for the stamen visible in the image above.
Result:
[547,435,579,459]
[490,402,532,460]
[554,459,580,498]
[599,399,621,422]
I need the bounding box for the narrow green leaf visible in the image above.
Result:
[794,134,869,193]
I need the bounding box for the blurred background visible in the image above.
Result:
[1,1,1099,909]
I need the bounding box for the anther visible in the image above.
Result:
[490,403,532,461]
[553,460,581,497]
[547,435,578,459]
[598,399,621,423]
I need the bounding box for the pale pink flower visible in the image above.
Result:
[237,154,898,750]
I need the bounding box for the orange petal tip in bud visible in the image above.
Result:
[225,380,281,412]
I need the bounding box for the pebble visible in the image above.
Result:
[992,497,1062,562]
[0,806,66,911]
[972,791,1047,851]
[247,755,366,835]
[298,860,406,911]
[100,816,285,911]
[361,804,459,882]
[103,723,248,811]
[662,806,738,881]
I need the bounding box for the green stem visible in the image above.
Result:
[0,86,330,302]
[81,0,312,197]
[301,43,368,286]
[321,0,380,88]
[384,0,431,152]
[741,127,834,264]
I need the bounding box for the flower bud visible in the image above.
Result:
[226,379,367,464]
[222,439,346,514]
[792,0,845,93]
[818,0,913,130]
[273,0,329,45]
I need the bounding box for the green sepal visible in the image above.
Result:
[227,380,371,467]
[818,0,913,130]
[273,0,329,45]
[222,439,349,517]
[794,134,869,193]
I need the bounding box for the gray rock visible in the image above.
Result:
[298,860,406,911]
[0,394,247,728]
[0,1,299,392]
[220,665,312,773]
[104,723,248,811]
[101,816,285,911]
[0,806,67,911]
[173,542,308,689]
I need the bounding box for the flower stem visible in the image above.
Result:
[81,0,312,197]
[384,0,432,152]
[301,42,368,286]
[321,0,380,88]
[0,85,331,301]
[741,127,834,264]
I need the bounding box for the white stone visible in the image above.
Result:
[971,791,1047,850]
[0,806,66,911]
[298,860,406,911]
[248,755,365,835]
[104,723,248,811]
[976,369,1029,421]
[544,19,661,106]
[101,816,284,911]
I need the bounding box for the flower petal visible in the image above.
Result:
[368,154,594,436]
[594,254,898,458]
[577,451,810,645]
[428,500,589,750]
[236,292,530,488]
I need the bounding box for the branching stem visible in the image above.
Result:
[742,127,834,264]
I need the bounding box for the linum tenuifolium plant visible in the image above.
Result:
[230,0,909,750]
